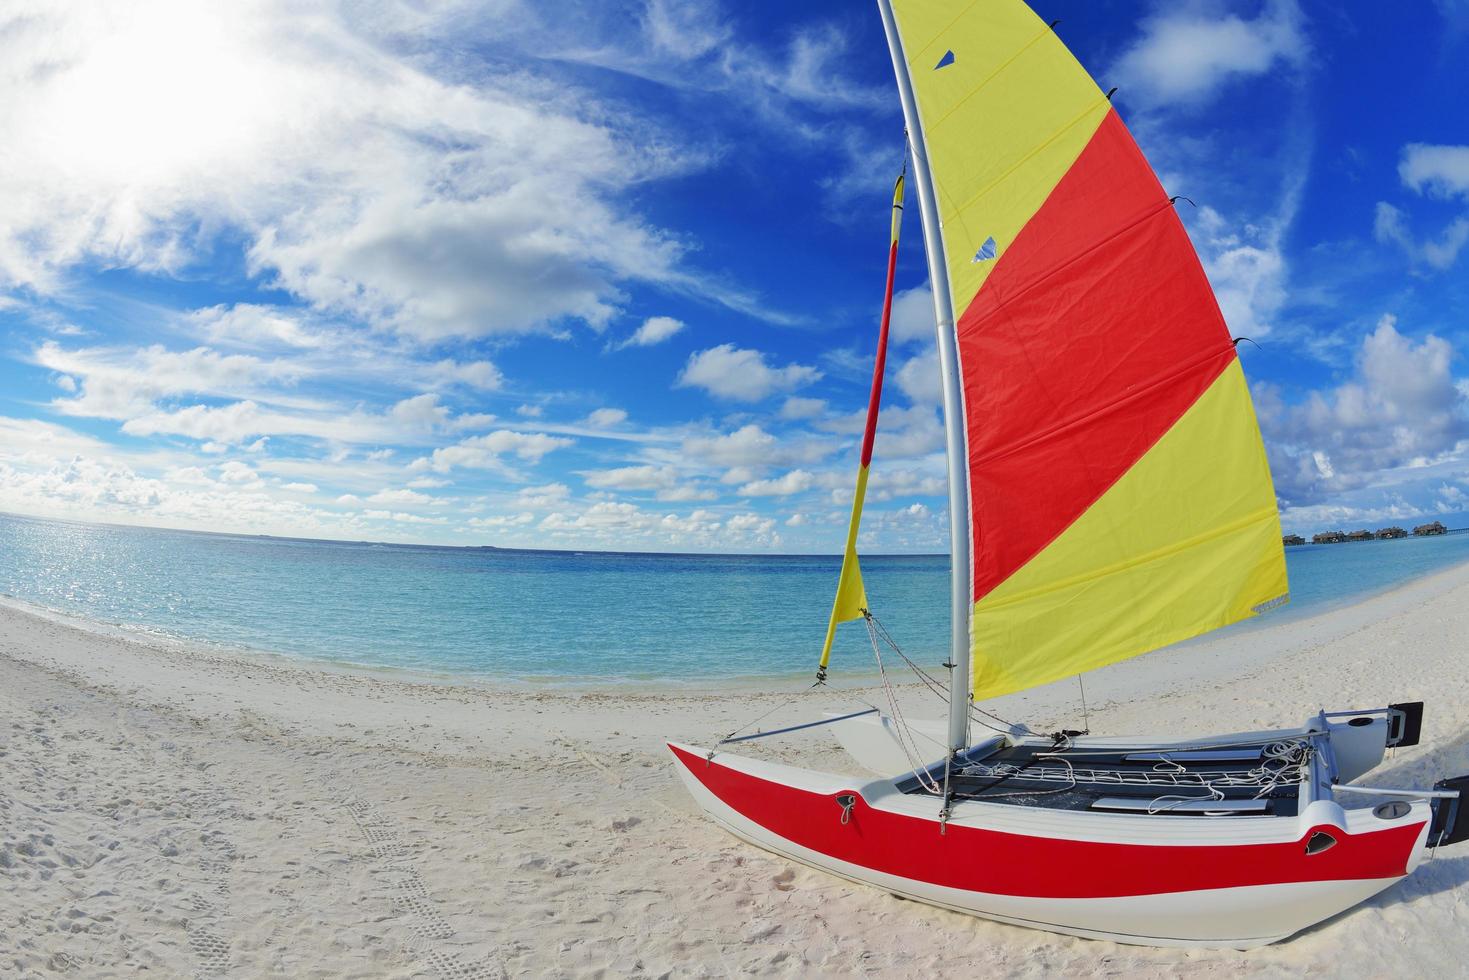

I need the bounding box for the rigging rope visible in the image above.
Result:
[865,611,944,794]
[958,737,1314,813]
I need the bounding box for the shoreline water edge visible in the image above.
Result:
[4,511,1469,687]
[3,556,1469,975]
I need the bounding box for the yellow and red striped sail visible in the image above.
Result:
[818,174,906,675]
[886,0,1289,700]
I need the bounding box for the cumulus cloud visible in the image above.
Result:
[616,315,685,348]
[581,463,714,502]
[676,344,820,401]
[681,424,830,468]
[736,469,814,497]
[410,430,573,474]
[1399,144,1469,199]
[895,348,941,406]
[888,285,935,343]
[216,461,259,485]
[366,488,434,506]
[535,501,775,547]
[1376,144,1469,271]
[0,447,379,539]
[1112,0,1308,108]
[583,465,677,491]
[430,359,504,391]
[1187,153,1306,341]
[516,483,571,508]
[1257,315,1469,506]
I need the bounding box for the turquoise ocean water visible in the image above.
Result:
[1,511,1467,683]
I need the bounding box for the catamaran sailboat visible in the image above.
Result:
[669,0,1469,949]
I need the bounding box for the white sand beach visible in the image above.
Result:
[4,562,1469,978]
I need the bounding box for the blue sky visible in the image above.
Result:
[2,0,1468,552]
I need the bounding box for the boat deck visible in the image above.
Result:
[896,739,1307,817]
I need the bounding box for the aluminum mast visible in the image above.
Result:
[876,0,974,755]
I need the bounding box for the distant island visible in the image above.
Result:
[1284,521,1450,546]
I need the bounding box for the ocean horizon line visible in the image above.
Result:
[0,508,948,561]
[6,507,1466,562]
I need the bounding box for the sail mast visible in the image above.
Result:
[876,0,973,755]
[816,173,906,680]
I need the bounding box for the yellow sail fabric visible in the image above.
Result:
[818,175,906,672]
[887,0,1289,700]
[892,0,1110,316]
[970,362,1287,698]
[818,467,872,671]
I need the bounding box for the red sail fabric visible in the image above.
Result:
[956,109,1237,602]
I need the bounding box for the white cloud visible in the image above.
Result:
[585,408,629,428]
[1436,483,1468,514]
[191,304,329,349]
[780,396,826,420]
[388,393,449,430]
[469,512,536,529]
[517,482,571,508]
[1375,202,1469,271]
[430,359,504,391]
[726,512,779,545]
[1258,315,1469,506]
[0,1,765,338]
[120,392,454,447]
[681,424,829,467]
[1113,0,1308,108]
[281,482,318,493]
[580,463,713,502]
[583,465,676,491]
[0,441,391,541]
[366,488,434,506]
[617,315,685,348]
[36,341,304,420]
[656,485,717,502]
[895,347,941,406]
[888,285,935,343]
[676,344,820,401]
[361,510,447,525]
[411,430,573,473]
[1376,145,1469,271]
[1182,136,1308,343]
[736,469,814,497]
[1399,144,1469,199]
[216,460,259,484]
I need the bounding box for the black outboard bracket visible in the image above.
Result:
[1387,701,1424,747]
[1430,776,1469,848]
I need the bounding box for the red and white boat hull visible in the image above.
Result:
[668,741,1432,948]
